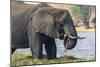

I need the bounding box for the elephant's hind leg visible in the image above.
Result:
[29,40,43,59]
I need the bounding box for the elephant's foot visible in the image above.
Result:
[48,52,56,59]
[32,56,43,59]
[32,54,38,59]
[47,48,56,60]
[44,39,57,59]
[38,54,43,59]
[32,53,43,59]
[48,56,56,60]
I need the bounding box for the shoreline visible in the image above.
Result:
[76,27,95,32]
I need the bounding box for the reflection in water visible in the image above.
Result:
[17,32,95,59]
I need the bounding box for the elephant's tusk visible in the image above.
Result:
[77,36,86,39]
[68,34,77,39]
[68,34,86,39]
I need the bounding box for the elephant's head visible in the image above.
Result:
[51,9,85,49]
[52,9,78,49]
[31,7,85,50]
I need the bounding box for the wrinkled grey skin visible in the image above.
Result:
[11,1,82,59]
[11,1,51,52]
[31,7,78,49]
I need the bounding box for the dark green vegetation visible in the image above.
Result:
[11,51,95,66]
[65,5,96,28]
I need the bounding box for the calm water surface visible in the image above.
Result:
[17,32,95,59]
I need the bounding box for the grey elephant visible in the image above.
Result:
[11,1,84,59]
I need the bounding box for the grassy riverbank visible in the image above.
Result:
[11,27,95,66]
[11,51,95,66]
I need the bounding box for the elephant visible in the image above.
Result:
[11,1,85,59]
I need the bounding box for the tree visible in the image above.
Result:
[70,5,81,22]
[70,5,92,29]
[79,5,91,29]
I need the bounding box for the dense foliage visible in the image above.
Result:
[67,5,95,28]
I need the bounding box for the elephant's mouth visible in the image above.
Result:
[59,33,64,40]
[58,29,65,40]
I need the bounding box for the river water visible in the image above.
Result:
[16,32,95,59]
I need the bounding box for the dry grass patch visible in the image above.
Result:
[11,51,95,66]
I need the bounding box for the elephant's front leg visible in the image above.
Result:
[28,22,43,59]
[27,26,43,59]
[28,33,43,59]
[45,38,57,59]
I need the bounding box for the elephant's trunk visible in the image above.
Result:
[63,25,85,49]
[63,12,86,49]
[64,25,77,49]
[63,12,78,49]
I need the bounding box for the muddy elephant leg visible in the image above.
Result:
[11,48,16,54]
[45,38,56,59]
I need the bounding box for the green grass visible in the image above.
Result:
[11,51,95,66]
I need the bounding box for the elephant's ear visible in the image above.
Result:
[31,13,58,38]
